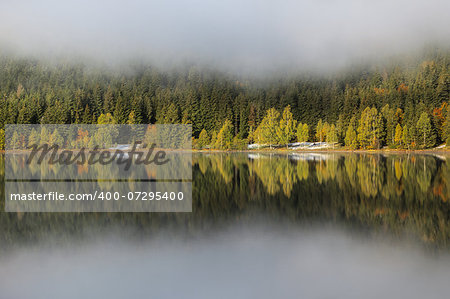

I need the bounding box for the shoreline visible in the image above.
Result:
[190,148,450,155]
[3,148,450,155]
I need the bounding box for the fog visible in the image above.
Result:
[1,227,449,299]
[0,0,449,73]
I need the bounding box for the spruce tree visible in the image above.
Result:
[197,129,210,149]
[416,112,435,148]
[402,125,409,149]
[394,124,403,147]
[215,120,233,150]
[345,121,358,149]
[326,124,338,143]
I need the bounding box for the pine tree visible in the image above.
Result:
[247,104,257,142]
[49,129,64,147]
[6,98,19,124]
[326,124,338,143]
[40,127,50,145]
[444,107,450,146]
[210,130,218,148]
[381,104,395,146]
[197,129,210,149]
[41,100,67,124]
[28,129,39,147]
[82,105,92,124]
[0,128,4,150]
[103,86,115,113]
[416,112,435,148]
[97,113,116,124]
[215,120,233,149]
[92,84,103,119]
[402,125,409,149]
[11,131,20,149]
[114,95,129,124]
[394,124,403,147]
[357,107,383,149]
[17,104,31,124]
[335,114,345,143]
[315,119,325,142]
[127,110,137,124]
[345,121,358,149]
[161,103,179,124]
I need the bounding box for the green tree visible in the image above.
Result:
[96,113,118,148]
[97,113,116,124]
[28,128,39,147]
[158,103,179,124]
[315,119,326,142]
[0,128,4,150]
[209,130,217,147]
[345,122,358,149]
[445,107,450,146]
[276,105,297,148]
[40,127,50,145]
[215,120,233,149]
[335,114,345,143]
[255,108,280,148]
[114,95,130,124]
[11,131,20,149]
[127,110,137,124]
[49,129,64,147]
[197,129,210,149]
[402,125,409,149]
[394,123,403,147]
[82,105,92,124]
[297,123,309,142]
[326,124,338,144]
[416,112,435,148]
[381,104,395,146]
[357,107,384,149]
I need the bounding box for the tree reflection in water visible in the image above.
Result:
[0,153,449,250]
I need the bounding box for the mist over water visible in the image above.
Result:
[1,0,449,73]
[1,227,450,299]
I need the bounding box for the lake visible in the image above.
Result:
[0,152,449,298]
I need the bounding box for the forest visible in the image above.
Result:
[0,49,448,150]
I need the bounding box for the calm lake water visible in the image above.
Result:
[0,152,450,298]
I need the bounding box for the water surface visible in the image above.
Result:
[0,152,449,298]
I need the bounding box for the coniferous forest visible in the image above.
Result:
[0,49,448,150]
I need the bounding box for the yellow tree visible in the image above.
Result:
[297,123,309,142]
[256,108,280,148]
[416,112,435,148]
[215,120,233,149]
[197,129,210,149]
[345,122,358,149]
[97,113,116,124]
[276,105,297,148]
[357,107,384,149]
[394,123,403,147]
[0,128,4,150]
[315,119,326,142]
[402,125,409,149]
[326,124,338,143]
